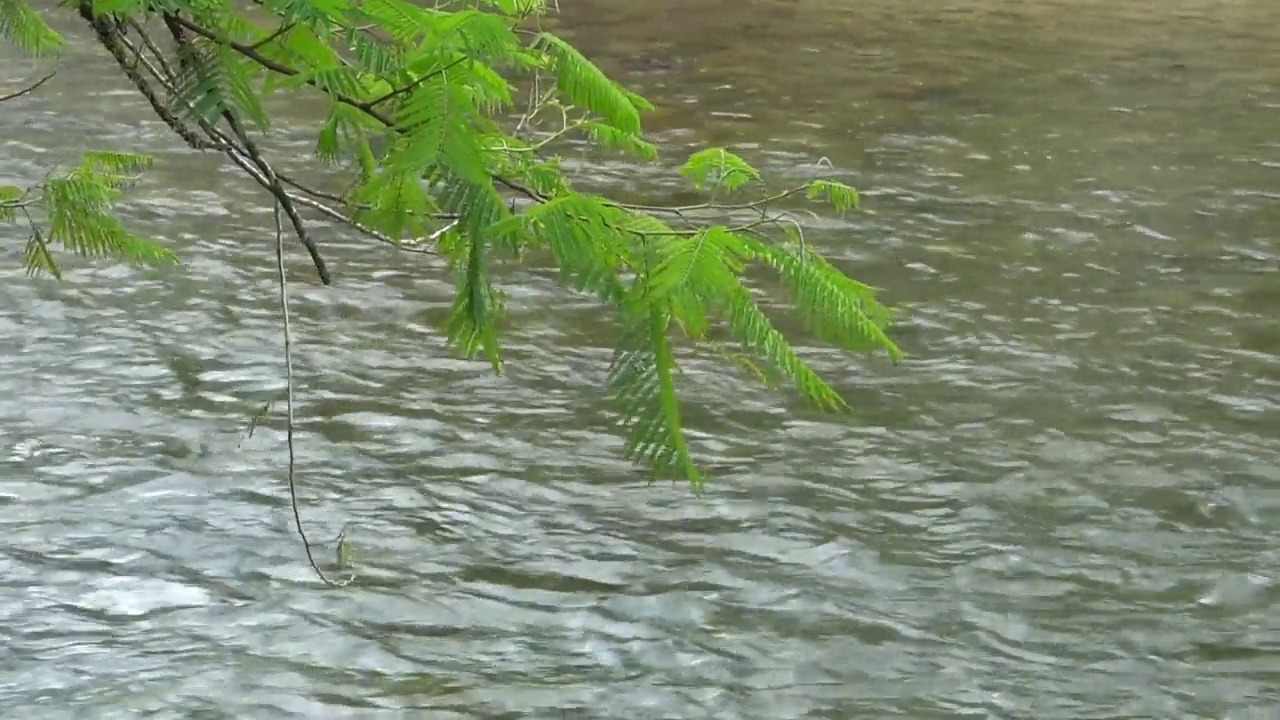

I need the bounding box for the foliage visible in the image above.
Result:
[0,0,901,489]
[0,150,177,279]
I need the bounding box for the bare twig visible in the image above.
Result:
[0,71,56,102]
[85,10,356,581]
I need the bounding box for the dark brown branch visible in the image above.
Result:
[227,107,334,285]
[124,17,177,81]
[77,4,216,151]
[161,12,332,285]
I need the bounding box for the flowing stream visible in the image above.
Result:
[2,1,1279,717]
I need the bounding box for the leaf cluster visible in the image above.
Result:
[0,151,176,278]
[1,0,901,487]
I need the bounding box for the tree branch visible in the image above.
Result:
[78,5,217,151]
[89,4,802,276]
[160,13,593,212]
[167,14,396,126]
[159,12,332,285]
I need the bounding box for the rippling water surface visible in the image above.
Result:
[2,1,1279,718]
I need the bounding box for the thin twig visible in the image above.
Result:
[0,71,56,103]
[93,11,356,581]
[272,199,354,588]
[368,55,470,108]
[251,22,293,50]
[607,186,810,216]
[124,17,177,81]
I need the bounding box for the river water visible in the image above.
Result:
[2,1,1279,718]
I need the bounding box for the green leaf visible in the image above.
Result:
[89,0,148,16]
[582,121,657,160]
[23,226,61,280]
[532,31,644,136]
[722,286,846,412]
[358,0,434,43]
[679,148,761,193]
[474,0,546,15]
[316,109,342,164]
[18,152,178,278]
[445,229,504,372]
[0,0,63,57]
[807,179,859,213]
[261,0,351,30]
[608,306,701,488]
[0,184,23,222]
[168,38,270,130]
[750,236,902,362]
[493,193,629,304]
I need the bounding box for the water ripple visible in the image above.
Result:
[3,1,1280,718]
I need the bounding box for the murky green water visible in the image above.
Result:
[3,1,1279,717]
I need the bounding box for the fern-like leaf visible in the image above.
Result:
[357,0,433,43]
[345,26,405,79]
[680,148,761,193]
[474,0,545,15]
[722,286,846,411]
[260,0,350,33]
[807,179,859,213]
[0,0,62,57]
[608,306,701,486]
[750,237,901,361]
[79,150,153,187]
[490,193,629,303]
[532,31,643,136]
[445,225,504,372]
[431,8,520,64]
[0,184,23,222]
[23,227,61,279]
[17,153,178,277]
[582,121,657,160]
[169,37,270,130]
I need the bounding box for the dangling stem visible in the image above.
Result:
[273,199,354,588]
